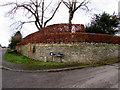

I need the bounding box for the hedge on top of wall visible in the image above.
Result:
[17,24,120,45]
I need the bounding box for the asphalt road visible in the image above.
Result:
[1,48,120,88]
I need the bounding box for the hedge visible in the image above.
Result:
[17,24,120,45]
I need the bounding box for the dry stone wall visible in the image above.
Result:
[16,43,120,64]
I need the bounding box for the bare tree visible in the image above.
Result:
[2,0,61,30]
[62,0,89,24]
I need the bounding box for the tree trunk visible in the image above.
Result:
[69,10,74,31]
[69,15,72,25]
[69,8,74,24]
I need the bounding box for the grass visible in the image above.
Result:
[89,58,120,67]
[3,49,87,70]
[4,49,120,70]
[4,52,69,65]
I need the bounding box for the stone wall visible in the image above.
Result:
[16,43,120,64]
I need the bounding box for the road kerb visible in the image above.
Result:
[1,65,90,72]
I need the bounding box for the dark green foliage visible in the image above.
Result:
[85,12,119,35]
[9,31,22,49]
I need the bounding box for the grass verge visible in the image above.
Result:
[3,49,120,70]
[91,58,120,66]
[3,49,87,70]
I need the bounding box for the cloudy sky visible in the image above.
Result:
[0,0,120,46]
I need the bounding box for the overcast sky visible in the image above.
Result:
[0,0,120,46]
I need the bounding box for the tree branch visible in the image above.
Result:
[61,0,70,9]
[41,0,44,26]
[74,0,87,12]
[1,0,62,30]
[44,1,62,27]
